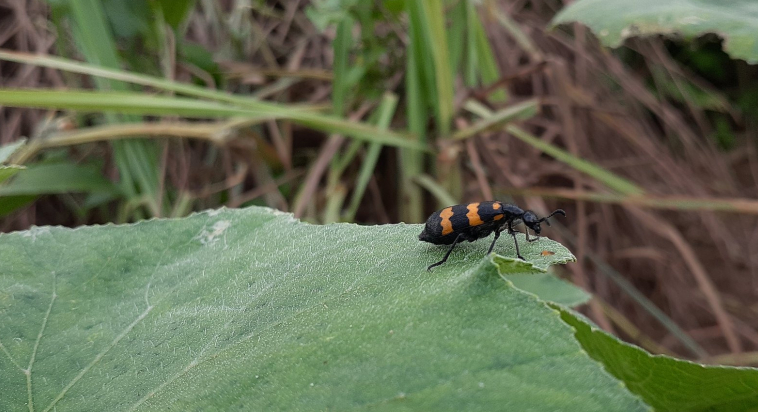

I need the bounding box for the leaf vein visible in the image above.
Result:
[25,271,57,412]
[0,339,24,372]
[42,304,154,412]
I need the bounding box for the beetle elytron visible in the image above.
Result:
[419,201,565,271]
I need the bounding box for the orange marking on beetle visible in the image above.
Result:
[492,202,501,210]
[440,207,454,235]
[494,214,503,221]
[467,203,484,226]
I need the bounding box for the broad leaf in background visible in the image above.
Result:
[558,308,758,411]
[551,0,758,64]
[0,207,649,411]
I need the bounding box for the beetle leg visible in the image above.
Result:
[508,221,525,260]
[525,230,540,243]
[487,229,502,255]
[427,233,464,271]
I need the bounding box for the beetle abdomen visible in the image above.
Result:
[418,201,505,245]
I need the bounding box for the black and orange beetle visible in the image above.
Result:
[418,201,565,271]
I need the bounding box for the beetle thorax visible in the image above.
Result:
[501,203,525,219]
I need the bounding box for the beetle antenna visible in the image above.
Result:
[539,209,566,226]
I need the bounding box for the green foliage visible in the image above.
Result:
[0,162,119,217]
[552,0,758,64]
[305,0,508,222]
[307,0,405,106]
[0,206,649,411]
[465,104,643,196]
[49,0,163,220]
[711,115,736,150]
[3,207,758,410]
[506,273,590,307]
[0,163,116,196]
[649,67,730,112]
[153,0,197,29]
[178,41,221,87]
[0,167,23,185]
[0,140,28,208]
[101,0,153,40]
[0,195,36,216]
[0,140,26,186]
[4,0,539,225]
[559,308,758,411]
[0,88,425,152]
[552,1,754,151]
[306,0,360,31]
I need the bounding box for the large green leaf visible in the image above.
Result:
[0,207,650,411]
[506,273,590,307]
[551,0,758,64]
[558,308,758,411]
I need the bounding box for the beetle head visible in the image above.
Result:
[523,209,566,235]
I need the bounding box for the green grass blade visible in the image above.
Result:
[344,93,398,221]
[503,187,758,215]
[492,3,542,60]
[471,4,506,101]
[0,89,427,151]
[0,51,320,112]
[68,0,124,90]
[506,125,643,195]
[406,2,436,110]
[322,184,348,224]
[555,226,707,358]
[463,100,642,195]
[332,16,353,116]
[420,0,454,135]
[0,162,118,196]
[67,0,161,213]
[290,112,428,152]
[0,194,35,217]
[400,31,427,222]
[464,1,479,86]
[0,166,25,185]
[320,15,357,223]
[447,0,466,79]
[0,89,276,118]
[413,173,457,207]
[330,140,363,178]
[450,99,539,141]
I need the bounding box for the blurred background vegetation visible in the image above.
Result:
[2,0,758,365]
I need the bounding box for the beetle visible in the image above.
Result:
[418,201,565,271]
